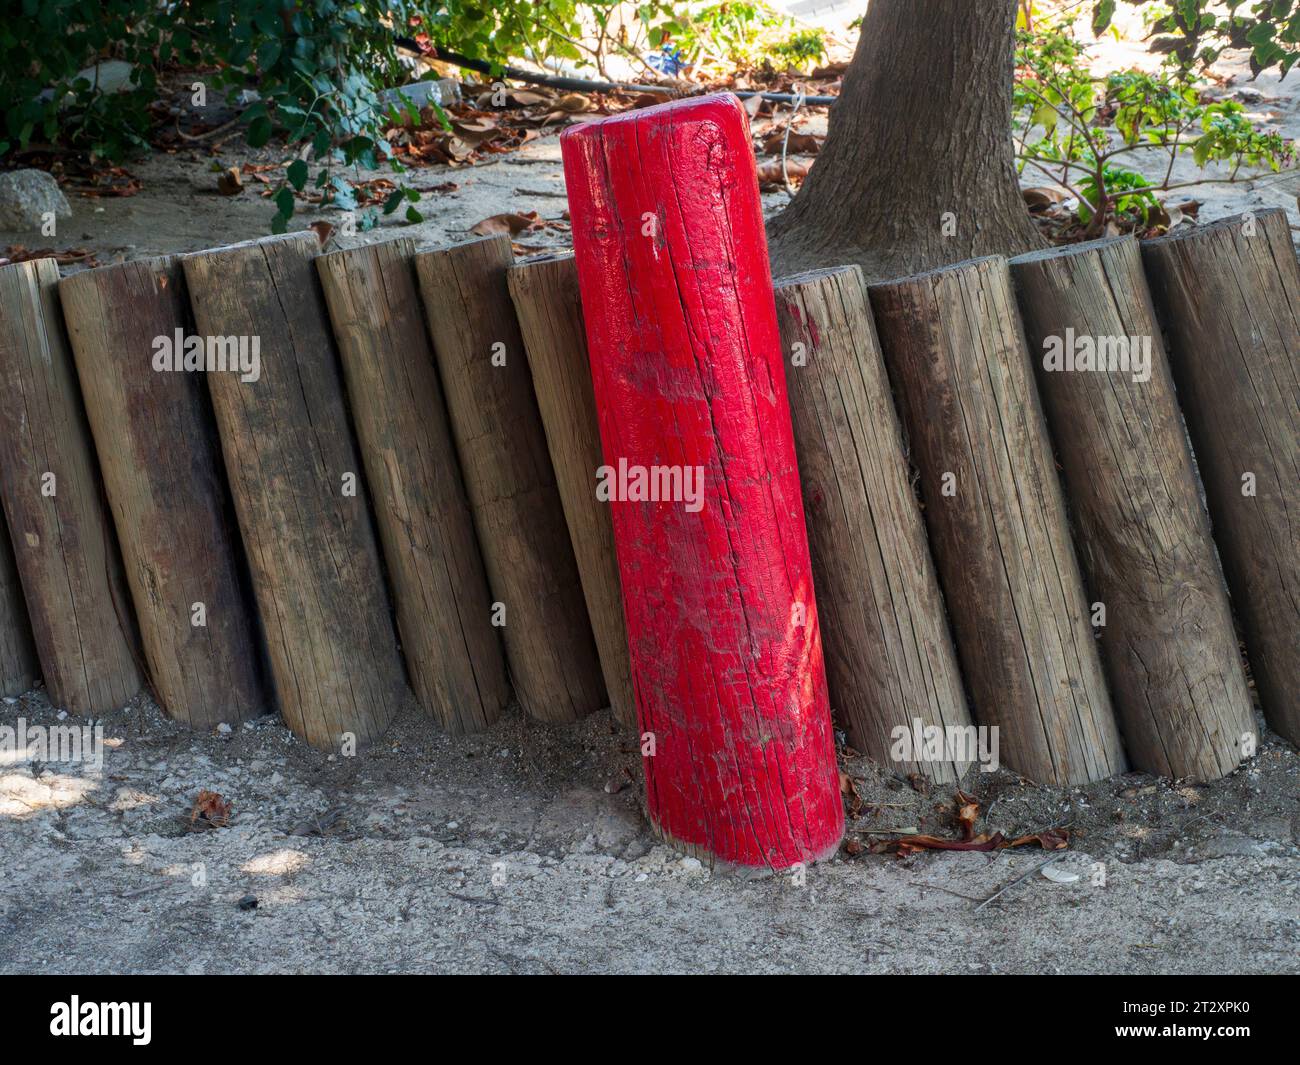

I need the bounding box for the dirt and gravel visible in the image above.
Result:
[1,685,1295,974]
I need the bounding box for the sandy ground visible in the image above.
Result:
[2,687,1296,975]
[1,35,1298,976]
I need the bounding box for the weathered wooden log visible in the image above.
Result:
[1010,237,1253,779]
[506,253,636,727]
[58,255,269,729]
[413,234,604,724]
[1141,210,1300,747]
[182,234,407,750]
[0,528,36,698]
[0,258,141,713]
[773,265,973,781]
[868,256,1125,786]
[563,94,844,867]
[316,238,509,735]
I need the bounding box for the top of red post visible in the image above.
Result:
[560,90,752,144]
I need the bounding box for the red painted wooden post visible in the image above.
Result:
[562,93,844,869]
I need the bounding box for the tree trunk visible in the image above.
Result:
[769,0,1042,281]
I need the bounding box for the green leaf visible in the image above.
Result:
[247,116,273,148]
[1092,0,1116,36]
[286,159,309,191]
[331,177,357,211]
[257,40,282,70]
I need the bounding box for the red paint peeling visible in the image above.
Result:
[563,93,843,869]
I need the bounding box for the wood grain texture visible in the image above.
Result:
[507,253,636,727]
[1141,210,1300,746]
[0,519,36,698]
[317,237,509,734]
[869,256,1126,786]
[182,233,407,750]
[59,255,268,729]
[563,93,844,868]
[1011,236,1253,779]
[0,258,140,713]
[774,265,973,782]
[413,234,604,724]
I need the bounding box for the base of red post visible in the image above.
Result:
[651,819,845,875]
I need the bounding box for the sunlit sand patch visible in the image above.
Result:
[0,772,96,817]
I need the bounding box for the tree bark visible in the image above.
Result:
[1011,237,1254,780]
[0,258,141,714]
[563,94,844,868]
[183,234,408,751]
[507,253,637,727]
[413,235,605,725]
[769,0,1042,281]
[1141,210,1300,747]
[59,255,269,729]
[773,265,973,782]
[869,256,1126,786]
[316,238,510,735]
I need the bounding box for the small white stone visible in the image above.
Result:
[217,723,232,735]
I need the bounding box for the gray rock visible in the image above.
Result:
[37,60,136,106]
[0,169,71,231]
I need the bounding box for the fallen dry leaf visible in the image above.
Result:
[509,89,552,106]
[552,93,592,113]
[956,790,980,841]
[0,245,98,267]
[869,791,1069,856]
[190,789,231,829]
[1022,186,1068,213]
[216,167,243,196]
[762,130,822,155]
[756,159,810,189]
[470,210,543,237]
